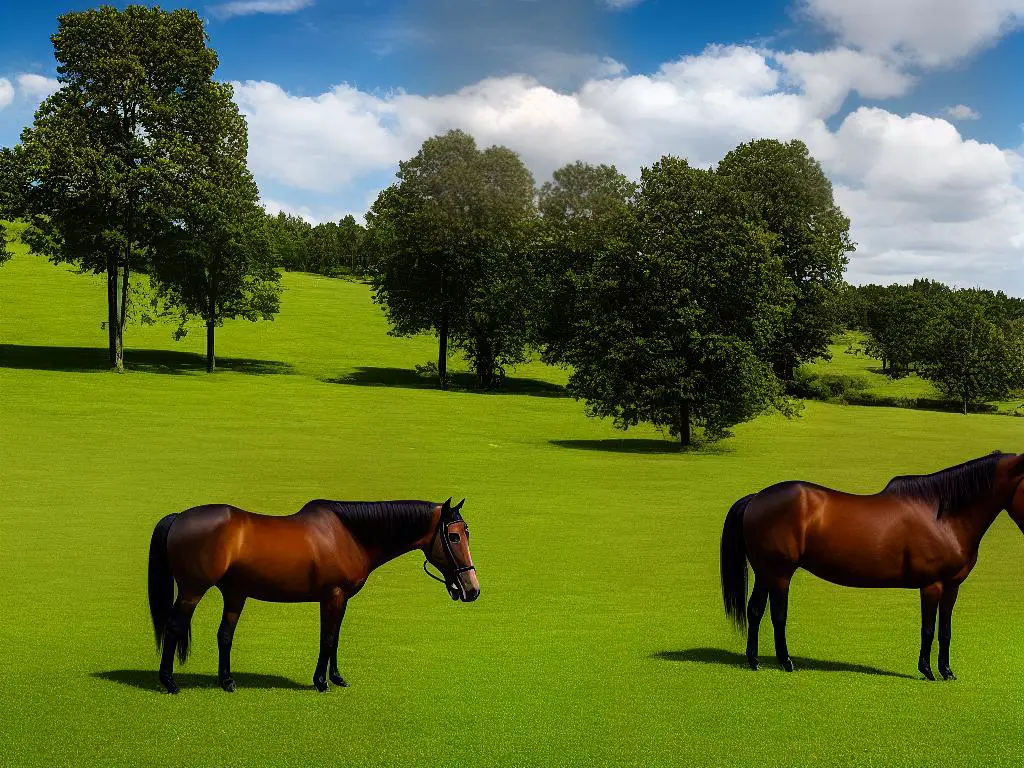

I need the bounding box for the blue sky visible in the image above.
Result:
[2,0,1023,292]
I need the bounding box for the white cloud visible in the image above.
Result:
[234,44,1024,293]
[16,74,60,101]
[208,0,313,20]
[801,0,1024,66]
[0,78,13,110]
[944,103,980,120]
[262,197,362,225]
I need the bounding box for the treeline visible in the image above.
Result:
[838,280,1024,412]
[265,212,368,276]
[367,130,853,444]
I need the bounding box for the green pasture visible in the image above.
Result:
[2,240,1024,767]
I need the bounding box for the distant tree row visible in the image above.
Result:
[264,212,368,276]
[368,130,854,444]
[841,280,1024,412]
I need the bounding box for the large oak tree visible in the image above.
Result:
[564,157,794,445]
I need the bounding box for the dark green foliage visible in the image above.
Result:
[147,82,280,373]
[4,5,220,370]
[563,156,794,445]
[717,140,854,383]
[367,130,537,388]
[533,162,637,365]
[791,370,870,401]
[860,283,939,377]
[265,212,367,276]
[918,289,1024,414]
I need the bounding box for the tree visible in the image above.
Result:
[337,214,366,274]
[148,82,280,373]
[717,139,854,384]
[5,6,219,370]
[533,161,636,365]
[367,130,536,388]
[919,289,1022,414]
[564,156,793,445]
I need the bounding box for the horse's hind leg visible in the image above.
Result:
[159,589,205,694]
[768,576,794,672]
[918,584,941,681]
[745,576,769,670]
[217,590,247,692]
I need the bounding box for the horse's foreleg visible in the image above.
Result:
[217,591,247,692]
[329,598,350,688]
[745,576,769,670]
[918,584,941,681]
[159,591,203,694]
[768,578,794,672]
[938,583,960,680]
[313,587,345,692]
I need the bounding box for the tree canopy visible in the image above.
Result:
[563,156,794,445]
[367,130,536,388]
[717,139,854,384]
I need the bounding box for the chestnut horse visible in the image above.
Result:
[721,452,1024,679]
[147,497,479,694]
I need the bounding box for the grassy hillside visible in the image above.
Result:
[3,239,1024,767]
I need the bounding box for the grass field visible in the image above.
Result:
[3,238,1024,768]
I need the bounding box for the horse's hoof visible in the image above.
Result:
[220,677,236,693]
[919,663,935,681]
[747,655,759,671]
[313,677,328,693]
[940,668,956,681]
[780,657,795,672]
[330,673,349,688]
[159,675,180,694]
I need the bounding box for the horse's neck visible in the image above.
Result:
[947,499,1003,550]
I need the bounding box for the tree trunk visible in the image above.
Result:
[438,309,449,390]
[106,254,124,372]
[438,267,449,390]
[678,401,691,447]
[207,319,216,373]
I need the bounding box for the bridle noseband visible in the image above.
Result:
[423,515,475,600]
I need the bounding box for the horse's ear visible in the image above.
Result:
[441,498,452,517]
[453,498,465,512]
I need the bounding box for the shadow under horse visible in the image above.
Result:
[720,451,1024,680]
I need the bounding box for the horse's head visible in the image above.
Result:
[1005,454,1024,534]
[423,498,480,603]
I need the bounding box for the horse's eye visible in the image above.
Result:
[448,532,460,543]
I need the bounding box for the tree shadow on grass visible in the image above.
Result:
[653,647,916,679]
[92,669,309,692]
[0,344,293,376]
[550,438,685,454]
[327,366,567,398]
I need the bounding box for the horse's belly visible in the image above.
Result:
[220,549,335,602]
[801,539,953,589]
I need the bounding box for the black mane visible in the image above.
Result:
[883,453,1005,517]
[321,500,437,550]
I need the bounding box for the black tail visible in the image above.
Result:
[148,514,178,655]
[721,494,754,632]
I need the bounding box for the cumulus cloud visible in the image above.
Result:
[0,78,13,110]
[944,104,980,120]
[16,74,60,101]
[801,0,1024,66]
[233,44,1024,293]
[208,0,313,20]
